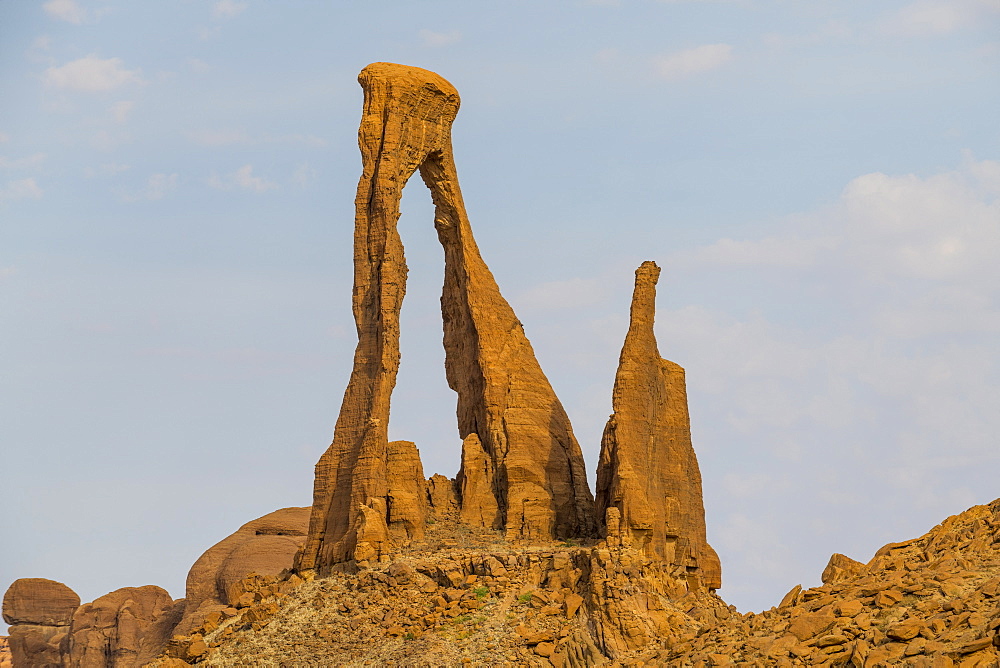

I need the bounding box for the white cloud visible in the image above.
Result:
[123,173,178,202]
[44,55,143,92]
[207,164,276,193]
[44,0,86,24]
[687,157,1000,286]
[692,236,838,268]
[419,29,462,47]
[0,132,8,143]
[882,0,1000,36]
[0,178,44,202]
[0,153,47,171]
[653,43,733,80]
[213,0,247,19]
[110,100,134,124]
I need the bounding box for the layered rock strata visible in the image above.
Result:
[595,261,721,591]
[2,578,79,668]
[299,62,594,573]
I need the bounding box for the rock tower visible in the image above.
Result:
[596,261,722,591]
[297,63,595,574]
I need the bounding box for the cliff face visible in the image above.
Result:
[595,261,721,591]
[298,62,595,574]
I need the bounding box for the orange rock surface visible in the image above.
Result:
[595,261,721,591]
[68,585,181,668]
[299,62,594,573]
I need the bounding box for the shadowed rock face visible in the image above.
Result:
[299,62,595,573]
[595,261,721,591]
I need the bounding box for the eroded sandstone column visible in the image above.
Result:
[299,63,595,573]
[595,261,721,591]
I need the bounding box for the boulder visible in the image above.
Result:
[3,578,79,668]
[3,578,79,626]
[68,585,181,668]
[175,506,309,635]
[386,440,429,542]
[595,261,722,591]
[821,553,864,584]
[298,62,595,573]
[426,474,459,519]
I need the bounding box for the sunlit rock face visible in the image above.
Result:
[596,260,721,592]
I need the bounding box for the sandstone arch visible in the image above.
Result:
[298,63,595,573]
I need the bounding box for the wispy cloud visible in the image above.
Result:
[188,129,326,148]
[881,0,1000,36]
[83,162,130,178]
[110,100,134,124]
[43,0,86,24]
[654,43,733,80]
[291,163,317,189]
[213,0,247,19]
[207,164,277,193]
[122,173,178,201]
[0,153,47,171]
[419,29,462,47]
[0,178,44,202]
[44,55,143,92]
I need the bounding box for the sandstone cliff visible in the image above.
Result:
[298,62,594,574]
[595,261,721,592]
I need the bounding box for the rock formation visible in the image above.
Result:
[146,496,1000,666]
[386,440,430,543]
[2,578,79,668]
[175,506,309,635]
[298,62,594,574]
[68,585,181,668]
[595,261,721,591]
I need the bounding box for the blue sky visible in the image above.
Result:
[2,0,998,628]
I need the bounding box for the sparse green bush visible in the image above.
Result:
[473,586,489,599]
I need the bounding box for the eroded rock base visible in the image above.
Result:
[150,499,1000,667]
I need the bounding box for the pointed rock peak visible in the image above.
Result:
[596,262,722,592]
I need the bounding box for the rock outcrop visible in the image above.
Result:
[595,261,721,592]
[175,507,309,635]
[146,497,1000,667]
[386,440,429,543]
[68,585,181,668]
[2,578,79,668]
[299,62,594,574]
[0,636,11,668]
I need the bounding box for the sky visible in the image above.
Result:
[2,0,999,632]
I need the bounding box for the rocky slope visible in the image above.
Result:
[146,497,999,667]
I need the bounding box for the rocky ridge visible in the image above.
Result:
[146,498,1000,666]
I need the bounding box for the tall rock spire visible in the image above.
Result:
[298,63,594,573]
[595,261,721,591]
